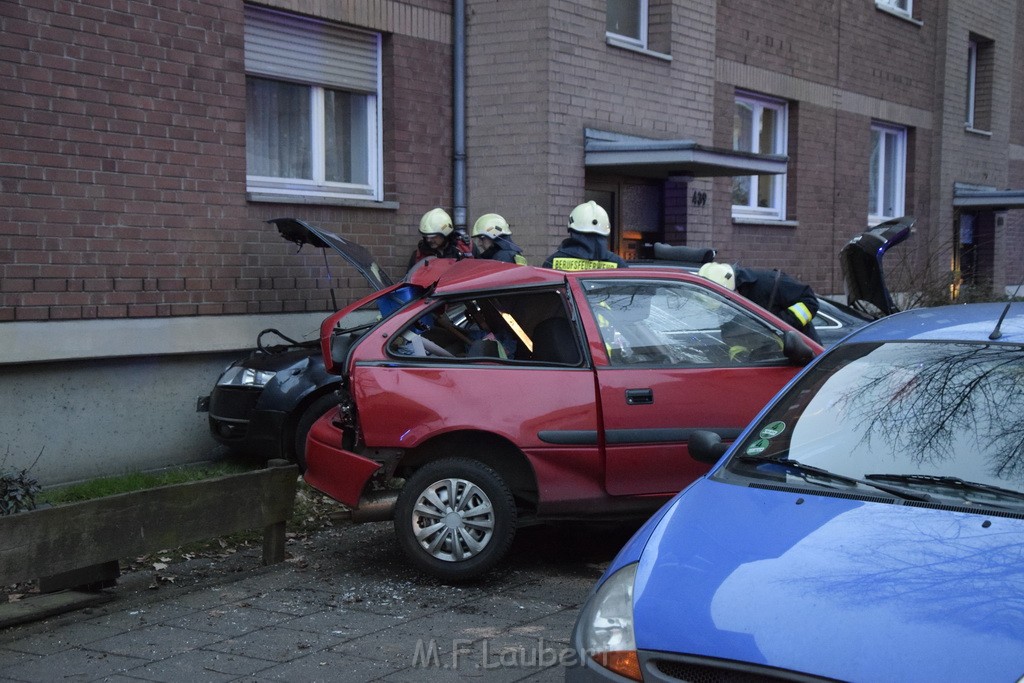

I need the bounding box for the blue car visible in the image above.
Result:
[570,302,1024,682]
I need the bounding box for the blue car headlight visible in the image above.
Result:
[576,562,641,681]
[216,366,277,388]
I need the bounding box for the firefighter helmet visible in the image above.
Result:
[471,213,510,240]
[419,208,453,237]
[568,201,610,237]
[698,262,736,291]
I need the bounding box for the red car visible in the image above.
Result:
[304,244,819,581]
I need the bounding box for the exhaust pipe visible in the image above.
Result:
[349,490,398,523]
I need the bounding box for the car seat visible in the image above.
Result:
[530,317,581,365]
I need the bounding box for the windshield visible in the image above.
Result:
[721,341,1024,501]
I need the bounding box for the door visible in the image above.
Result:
[578,277,804,496]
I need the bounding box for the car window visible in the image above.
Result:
[724,341,1024,499]
[582,279,787,367]
[387,289,581,365]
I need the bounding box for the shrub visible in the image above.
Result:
[1,469,41,516]
[0,447,43,515]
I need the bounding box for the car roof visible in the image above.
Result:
[842,302,1024,344]
[412,259,714,296]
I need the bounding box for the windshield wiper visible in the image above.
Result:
[865,474,1024,508]
[735,455,932,502]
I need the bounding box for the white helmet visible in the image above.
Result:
[419,208,453,237]
[698,262,736,291]
[568,201,610,237]
[471,213,510,239]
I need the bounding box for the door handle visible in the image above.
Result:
[625,388,653,405]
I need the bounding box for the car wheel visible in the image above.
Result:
[394,458,517,582]
[292,393,341,472]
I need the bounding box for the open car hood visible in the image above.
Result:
[839,216,914,318]
[268,217,394,292]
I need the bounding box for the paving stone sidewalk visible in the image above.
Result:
[0,519,636,682]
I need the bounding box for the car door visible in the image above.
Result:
[348,287,604,492]
[576,276,805,496]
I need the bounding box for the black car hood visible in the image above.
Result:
[839,216,914,318]
[268,217,394,292]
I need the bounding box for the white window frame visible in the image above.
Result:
[606,0,648,50]
[244,7,383,202]
[876,0,912,18]
[732,92,788,221]
[966,39,978,128]
[868,122,907,224]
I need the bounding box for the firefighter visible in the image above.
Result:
[407,208,472,272]
[471,213,528,265]
[542,201,628,271]
[698,262,822,344]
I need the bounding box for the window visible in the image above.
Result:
[868,123,907,222]
[876,0,912,18]
[732,93,788,221]
[244,6,382,201]
[387,291,579,365]
[607,0,648,48]
[583,280,788,367]
[966,36,993,132]
[966,40,977,127]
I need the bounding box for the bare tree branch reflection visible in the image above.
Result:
[834,344,1024,484]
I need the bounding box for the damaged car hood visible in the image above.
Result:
[269,217,394,292]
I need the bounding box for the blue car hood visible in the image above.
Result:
[633,480,1024,682]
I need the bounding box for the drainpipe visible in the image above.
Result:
[453,0,467,231]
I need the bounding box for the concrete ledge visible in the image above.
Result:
[0,590,115,629]
[0,313,328,365]
[0,462,300,588]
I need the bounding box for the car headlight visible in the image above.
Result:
[577,562,641,681]
[216,366,277,388]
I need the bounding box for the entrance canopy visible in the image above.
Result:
[953,182,1024,210]
[584,128,788,180]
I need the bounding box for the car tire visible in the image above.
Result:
[394,458,517,582]
[292,393,341,472]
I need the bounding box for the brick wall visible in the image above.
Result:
[713,0,939,296]
[466,0,718,262]
[0,0,452,323]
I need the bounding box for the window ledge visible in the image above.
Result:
[964,125,993,138]
[874,4,924,26]
[732,217,799,228]
[605,35,672,62]
[247,193,399,210]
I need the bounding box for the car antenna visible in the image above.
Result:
[989,282,1024,340]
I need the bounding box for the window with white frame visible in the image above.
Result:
[244,6,382,201]
[868,122,907,222]
[966,39,978,128]
[876,0,912,18]
[966,36,993,132]
[732,93,788,221]
[607,0,648,48]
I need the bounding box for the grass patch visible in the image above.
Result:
[37,462,258,506]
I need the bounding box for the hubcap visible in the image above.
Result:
[410,477,495,562]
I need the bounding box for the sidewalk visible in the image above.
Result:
[0,519,635,681]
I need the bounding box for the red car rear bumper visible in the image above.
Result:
[303,411,382,507]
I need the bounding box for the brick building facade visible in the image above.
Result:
[2,0,1022,482]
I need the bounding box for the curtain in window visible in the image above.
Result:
[325,90,369,185]
[246,77,311,179]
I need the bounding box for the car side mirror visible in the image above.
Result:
[783,330,815,366]
[689,430,729,464]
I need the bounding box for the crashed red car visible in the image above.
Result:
[303,245,820,581]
